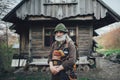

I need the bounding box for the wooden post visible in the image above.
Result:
[28,27,32,63]
[42,26,44,48]
[76,25,79,45]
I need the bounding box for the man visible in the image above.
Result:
[48,23,77,80]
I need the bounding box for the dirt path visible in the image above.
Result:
[77,57,120,80]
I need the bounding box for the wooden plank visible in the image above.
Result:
[32,45,43,49]
[28,16,53,20]
[66,16,93,20]
[79,42,90,46]
[79,37,90,40]
[32,53,49,57]
[78,46,90,49]
[30,0,35,15]
[79,40,90,43]
[21,50,29,54]
[31,32,41,36]
[32,26,42,32]
[79,30,90,33]
[79,34,90,37]
[28,27,32,59]
[79,38,90,41]
[76,25,79,45]
[34,0,39,15]
[31,47,42,51]
[77,25,91,55]
[78,51,89,56]
[32,36,42,39]
[32,40,42,45]
[31,27,43,49]
[32,50,50,54]
[16,0,107,20]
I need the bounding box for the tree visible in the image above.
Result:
[0,0,20,73]
[97,27,120,49]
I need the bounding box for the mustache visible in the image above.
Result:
[55,34,67,41]
[56,36,62,38]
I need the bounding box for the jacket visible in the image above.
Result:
[48,40,76,70]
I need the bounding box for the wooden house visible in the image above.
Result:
[2,0,120,62]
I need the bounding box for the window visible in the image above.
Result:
[68,29,76,42]
[44,28,76,47]
[44,29,55,47]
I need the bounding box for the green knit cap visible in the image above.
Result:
[54,23,68,33]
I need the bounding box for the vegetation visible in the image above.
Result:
[0,42,14,72]
[96,27,120,56]
[97,49,120,56]
[7,72,51,80]
[97,27,120,49]
[0,71,92,80]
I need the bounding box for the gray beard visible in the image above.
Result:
[55,34,66,42]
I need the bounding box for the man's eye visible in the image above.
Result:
[60,32,63,33]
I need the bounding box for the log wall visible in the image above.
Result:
[20,22,93,58]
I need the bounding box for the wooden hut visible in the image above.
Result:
[2,0,120,62]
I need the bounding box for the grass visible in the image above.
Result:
[15,72,51,80]
[0,71,92,80]
[97,49,120,56]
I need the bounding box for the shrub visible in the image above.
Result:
[0,42,14,72]
[100,27,120,49]
[98,49,120,56]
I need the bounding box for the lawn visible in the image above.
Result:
[0,71,51,80]
[0,71,91,80]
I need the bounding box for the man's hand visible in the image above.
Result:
[49,61,59,75]
[56,65,64,72]
[49,62,64,75]
[50,66,59,75]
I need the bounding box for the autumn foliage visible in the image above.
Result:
[97,27,120,49]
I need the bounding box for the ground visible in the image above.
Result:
[0,57,120,80]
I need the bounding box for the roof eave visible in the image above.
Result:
[97,0,120,21]
[2,0,26,22]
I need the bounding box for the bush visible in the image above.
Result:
[0,42,14,72]
[99,27,120,49]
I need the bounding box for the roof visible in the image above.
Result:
[98,0,120,21]
[2,0,109,23]
[2,0,25,23]
[102,0,120,15]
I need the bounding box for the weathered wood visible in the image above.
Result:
[32,32,42,36]
[31,40,43,46]
[65,16,93,20]
[32,51,50,58]
[32,50,50,54]
[20,31,29,54]
[16,0,107,20]
[32,46,43,50]
[28,16,53,20]
[79,31,90,34]
[77,25,92,55]
[76,26,79,45]
[19,22,93,58]
[42,27,44,48]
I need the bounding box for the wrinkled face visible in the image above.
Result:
[55,31,66,42]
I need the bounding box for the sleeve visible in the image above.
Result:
[62,41,76,70]
[47,42,55,63]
